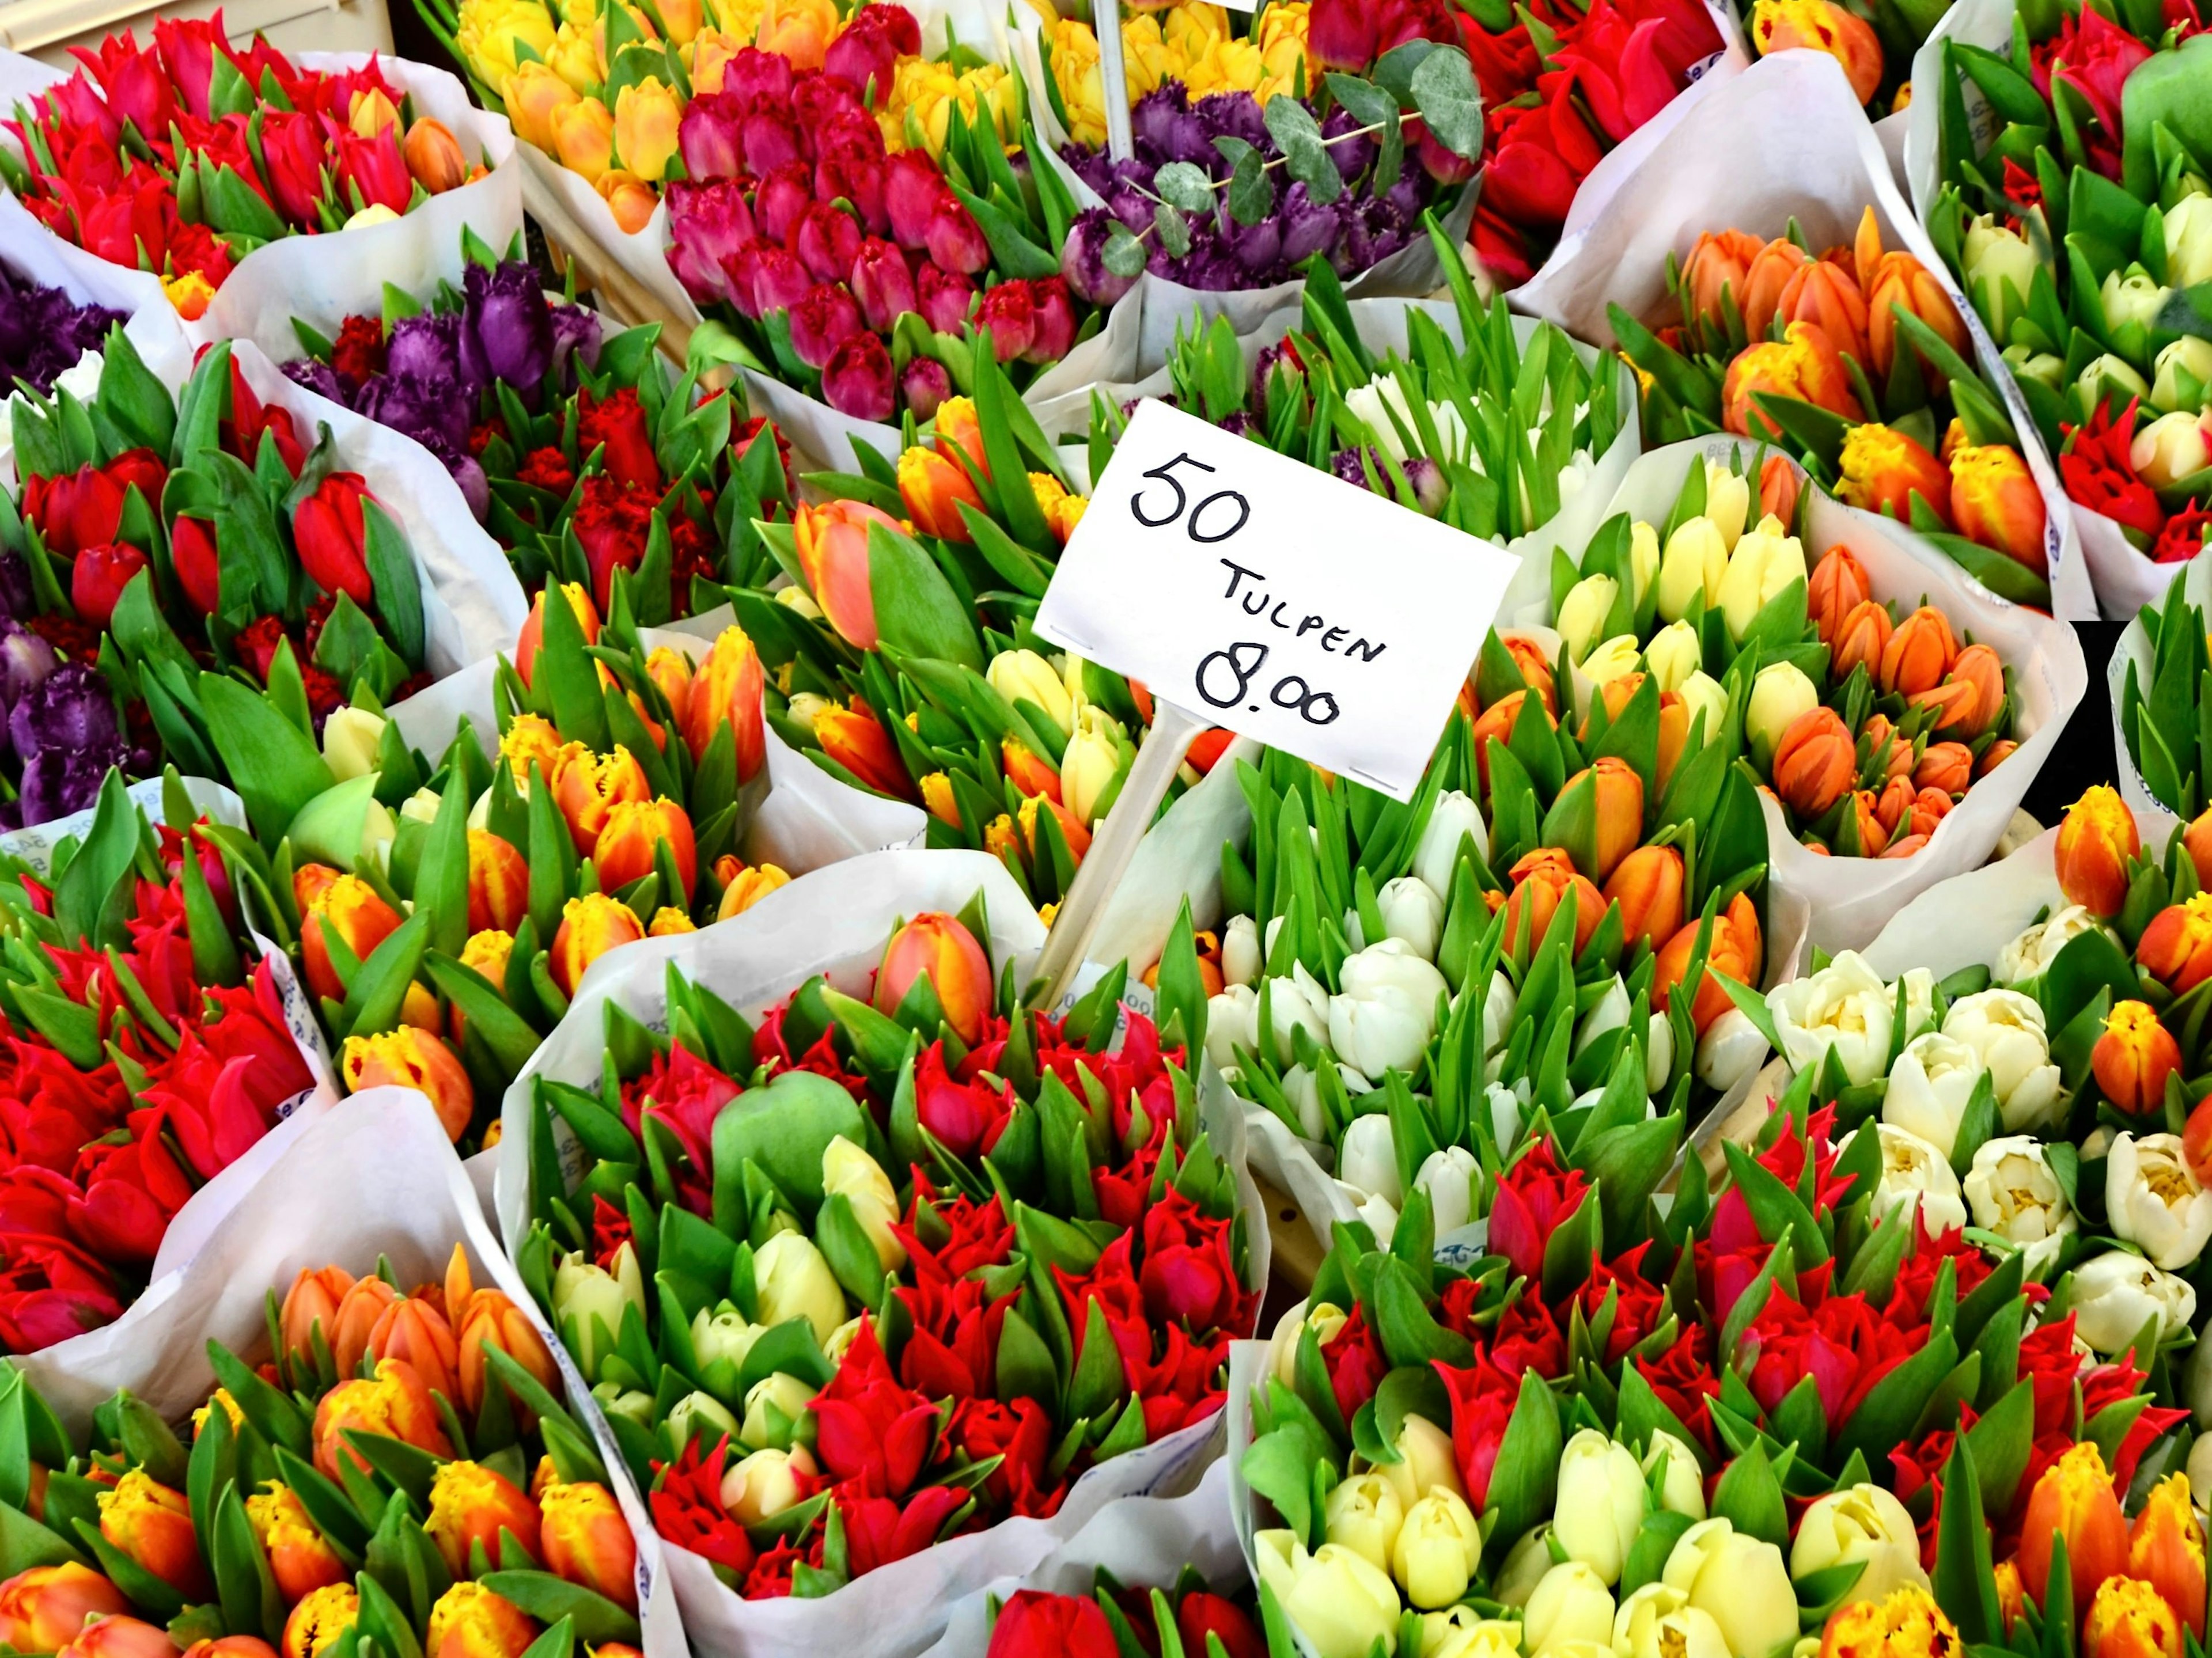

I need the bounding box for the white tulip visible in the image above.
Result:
[1281,1063,1328,1140]
[1523,1562,1615,1657]
[2079,352,2151,413]
[1661,1519,1798,1658]
[1575,977,1631,1058]
[2166,189,2212,287]
[2153,335,2212,413]
[719,1444,816,1523]
[822,1135,904,1270]
[2071,1249,2199,1353]
[1485,1082,1525,1150]
[1330,941,1448,1075]
[322,706,388,782]
[1253,1531,1403,1658]
[1767,952,1895,1086]
[1207,985,1259,1069]
[1943,991,2064,1132]
[1339,1113,1404,1205]
[1350,1187,1400,1247]
[1481,970,1518,1056]
[690,1303,762,1372]
[1553,1429,1646,1584]
[1867,1123,1969,1235]
[2133,409,2212,488]
[666,1390,740,1455]
[1324,1471,1405,1573]
[1964,1137,2077,1272]
[1643,619,1703,693]
[1367,875,1445,960]
[1415,791,1487,898]
[1612,1584,1729,1658]
[1393,1488,1482,1608]
[740,1371,816,1450]
[2108,1133,2212,1270]
[1415,1146,1479,1235]
[1222,915,1262,987]
[1645,1014,1675,1094]
[2103,264,2172,333]
[1271,963,1335,1067]
[1695,1007,1770,1092]
[1267,1297,1349,1387]
[1998,909,2108,984]
[1790,1484,1930,1608]
[1882,1031,1988,1160]
[1642,1430,1706,1520]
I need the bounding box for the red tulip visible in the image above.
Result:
[850,238,918,333]
[823,334,896,422]
[917,263,975,333]
[884,151,944,249]
[70,542,147,627]
[335,127,410,215]
[974,283,1035,362]
[292,473,376,606]
[924,194,989,275]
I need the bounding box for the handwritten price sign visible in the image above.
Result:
[1035,399,1522,802]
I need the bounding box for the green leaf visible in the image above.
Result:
[200,673,338,841]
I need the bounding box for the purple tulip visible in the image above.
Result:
[283,355,354,407]
[0,622,58,743]
[17,743,126,826]
[1402,457,1449,515]
[758,161,815,246]
[385,310,462,387]
[795,203,864,284]
[751,246,815,317]
[743,111,804,176]
[419,432,491,519]
[0,264,123,397]
[552,303,602,378]
[0,551,31,622]
[12,662,120,762]
[1197,92,1268,155]
[1322,107,1377,181]
[1384,175,1425,221]
[667,179,757,306]
[923,195,990,276]
[1224,212,1283,276]
[1330,447,1379,491]
[458,261,554,392]
[823,332,895,422]
[1279,184,1343,267]
[679,91,747,183]
[900,356,952,421]
[916,263,975,334]
[1104,179,1155,233]
[850,238,918,333]
[1131,85,1209,166]
[1166,235,1244,292]
[1338,198,1408,275]
[361,372,471,450]
[723,47,794,105]
[1060,208,1138,307]
[884,151,944,250]
[1220,411,1260,440]
[1025,276,1076,365]
[1252,338,1305,403]
[789,282,865,369]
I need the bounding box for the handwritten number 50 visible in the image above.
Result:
[1131,453,1251,544]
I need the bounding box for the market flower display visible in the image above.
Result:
[506,903,1258,1595]
[0,772,315,1352]
[6,329,444,829]
[1924,7,2212,575]
[0,1243,647,1658]
[1613,208,2054,607]
[1,17,482,319]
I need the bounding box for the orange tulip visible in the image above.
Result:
[1861,713,1914,785]
[341,1029,475,1143]
[298,872,403,1003]
[2056,787,2141,917]
[550,893,646,998]
[817,700,918,801]
[1723,324,1862,438]
[540,1482,639,1610]
[1950,444,2049,573]
[0,1564,132,1653]
[183,1639,279,1658]
[755,0,836,69]
[2138,893,2212,995]
[794,500,902,651]
[62,1617,182,1658]
[1775,256,1872,370]
[1680,228,1767,331]
[1843,787,1891,855]
[1497,635,1558,714]
[1500,848,1605,961]
[717,862,792,920]
[1002,739,1062,803]
[1807,544,1872,643]
[1739,237,1811,341]
[2082,1575,2186,1658]
[446,1246,559,1416]
[597,172,656,235]
[369,1293,462,1407]
[403,118,468,192]
[1602,844,1684,951]
[313,1360,452,1482]
[1656,691,1691,794]
[1819,1587,1961,1658]
[1830,598,1893,681]
[1914,640,2005,738]
[551,747,651,856]
[426,1462,541,1579]
[515,582,600,689]
[1877,605,1957,696]
[246,1484,347,1606]
[931,396,990,480]
[2186,805,2212,891]
[1908,786,1955,840]
[1873,775,1915,839]
[920,773,960,828]
[1771,707,1856,818]
[500,715,571,792]
[2129,1475,2206,1639]
[679,626,767,784]
[896,445,982,541]
[593,798,697,902]
[1913,742,1973,795]
[99,1474,209,1600]
[450,930,514,1048]
[1469,689,1541,798]
[324,1274,399,1380]
[876,912,993,1043]
[2094,1001,2183,1117]
[1565,756,1645,883]
[1866,246,1972,382]
[282,1585,358,1658]
[1994,1560,2026,1636]
[1019,794,1093,861]
[646,647,694,727]
[1759,453,1803,525]
[1838,423,1951,526]
[467,832,528,935]
[279,1265,356,1376]
[1753,0,1884,104]
[1652,892,1763,1034]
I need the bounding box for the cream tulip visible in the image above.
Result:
[1963,1136,2077,1272]
[1642,619,1703,693]
[719,1444,815,1522]
[2108,1132,2212,1270]
[1392,1489,1482,1607]
[2153,335,2212,413]
[1661,1519,1798,1658]
[1493,1526,1555,1608]
[985,647,1074,731]
[1656,518,1726,621]
[1374,1413,1466,1508]
[1522,1561,1615,1657]
[1943,990,2063,1133]
[1881,1030,1987,1160]
[1705,462,1751,550]
[1717,514,1808,640]
[1675,670,1729,743]
[1553,1429,1646,1584]
[1997,904,2108,984]
[1628,519,1662,607]
[1555,574,1620,665]
[739,1371,816,1450]
[1641,1430,1707,1520]
[1267,1297,1349,1387]
[752,1231,846,1344]
[323,705,388,781]
[2134,409,2212,487]
[1767,951,1895,1086]
[822,1135,905,1270]
[1745,661,1819,770]
[1868,1122,1969,1235]
[666,1390,739,1455]
[1414,1609,1521,1658]
[690,1302,762,1372]
[2166,190,2212,287]
[1579,635,1644,694]
[1253,1531,1403,1658]
[2070,1249,2199,1353]
[1612,1584,1728,1658]
[1789,1484,1930,1608]
[1324,1471,1405,1573]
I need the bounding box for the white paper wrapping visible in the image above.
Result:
[0,189,188,413]
[2108,554,2207,826]
[1591,436,2086,954]
[914,1456,1248,1658]
[0,50,522,364]
[14,1091,691,1658]
[1512,49,2092,620]
[491,848,1266,1658]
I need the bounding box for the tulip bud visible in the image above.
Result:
[99,1473,209,1599]
[1253,1532,1402,1658]
[822,1135,904,1271]
[1555,574,1618,665]
[0,1565,132,1655]
[342,1029,475,1143]
[425,1581,538,1658]
[551,1242,647,1384]
[1717,514,1807,639]
[298,872,403,1002]
[293,473,377,607]
[1662,1519,1796,1658]
[1838,424,1952,526]
[2094,1000,2180,1117]
[2055,787,2141,918]
[1962,214,2040,343]
[1554,1429,1646,1585]
[739,1371,816,1451]
[1642,620,1702,693]
[896,445,981,542]
[593,798,697,904]
[1060,710,1126,826]
[874,912,993,1043]
[1393,1489,1481,1609]
[1524,1561,1615,1656]
[1641,1431,1706,1520]
[2127,1474,2206,1640]
[752,1231,846,1344]
[1413,790,1487,898]
[1741,663,1818,775]
[2019,1441,2131,1614]
[537,1483,637,1611]
[283,1585,359,1658]
[404,118,469,192]
[719,1445,817,1524]
[425,1460,541,1579]
[1656,518,1726,621]
[1807,544,1872,643]
[2104,264,2173,336]
[550,893,646,997]
[2153,336,2212,414]
[1603,844,1685,952]
[986,648,1075,733]
[2134,409,2212,488]
[1791,1485,1928,1610]
[321,706,387,783]
[68,1616,194,1658]
[717,862,791,920]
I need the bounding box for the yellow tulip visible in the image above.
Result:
[455,0,557,89]
[549,95,614,184]
[501,61,581,150]
[613,76,680,182]
[1046,19,1106,148]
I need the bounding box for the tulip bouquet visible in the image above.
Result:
[0,770,319,1353]
[1922,7,2212,602]
[5,329,460,830]
[2,17,484,321]
[973,1573,1269,1658]
[1050,33,1486,302]
[2116,570,2212,820]
[205,583,771,1151]
[1112,253,1633,547]
[1611,207,2056,606]
[1238,1110,2206,1658]
[0,1243,650,1658]
[505,900,1258,1606]
[0,264,126,401]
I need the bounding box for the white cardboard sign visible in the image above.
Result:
[1032,399,1520,801]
